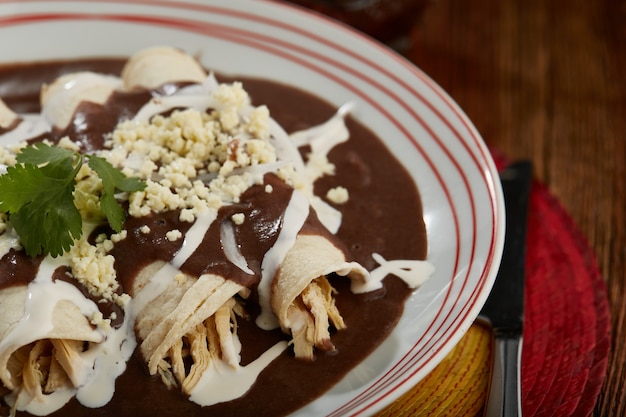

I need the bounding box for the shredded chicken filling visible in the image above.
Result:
[288,277,346,361]
[157,297,246,394]
[7,339,87,402]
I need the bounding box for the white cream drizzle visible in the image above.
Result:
[0,114,49,146]
[256,189,311,330]
[132,95,217,123]
[268,117,306,172]
[309,195,342,234]
[74,312,136,409]
[221,219,254,275]
[352,253,435,294]
[290,102,353,155]
[188,341,288,407]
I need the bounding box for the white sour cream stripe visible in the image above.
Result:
[221,219,254,275]
[256,189,311,330]
[352,253,435,294]
[0,114,50,147]
[188,341,288,407]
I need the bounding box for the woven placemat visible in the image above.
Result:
[377,155,611,416]
[376,324,492,417]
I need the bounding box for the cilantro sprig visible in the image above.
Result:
[0,143,146,257]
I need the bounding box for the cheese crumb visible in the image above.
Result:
[113,293,131,307]
[326,186,349,204]
[231,213,245,225]
[74,164,104,220]
[91,311,112,332]
[57,136,81,152]
[111,230,127,243]
[0,145,18,166]
[166,229,183,241]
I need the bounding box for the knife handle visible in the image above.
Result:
[484,335,523,417]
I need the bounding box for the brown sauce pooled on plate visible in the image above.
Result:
[0,59,427,417]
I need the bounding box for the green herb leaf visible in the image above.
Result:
[87,155,146,232]
[99,192,126,233]
[0,163,82,257]
[0,144,146,257]
[17,142,76,169]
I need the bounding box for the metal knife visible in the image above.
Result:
[480,161,532,417]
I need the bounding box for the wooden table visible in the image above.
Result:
[401,0,624,415]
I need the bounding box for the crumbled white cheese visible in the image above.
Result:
[246,105,271,139]
[111,230,127,243]
[69,237,120,303]
[113,292,131,307]
[0,140,26,166]
[0,147,16,166]
[91,311,112,332]
[213,81,250,110]
[179,208,196,223]
[166,229,182,242]
[140,225,151,234]
[109,100,277,222]
[74,164,105,220]
[231,213,245,225]
[100,239,114,252]
[326,186,349,204]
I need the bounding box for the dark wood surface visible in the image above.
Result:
[402,0,624,415]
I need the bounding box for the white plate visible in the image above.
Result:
[0,1,505,415]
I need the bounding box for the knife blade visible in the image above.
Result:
[480,160,532,417]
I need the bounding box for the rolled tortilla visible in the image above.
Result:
[121,46,207,91]
[40,72,122,130]
[0,284,104,413]
[129,261,246,394]
[271,233,369,360]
